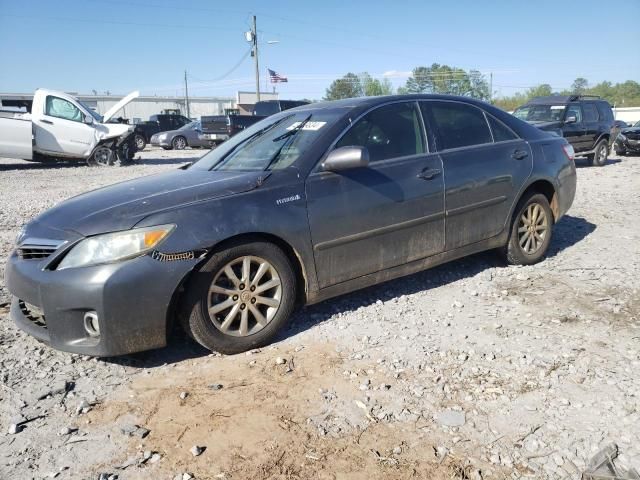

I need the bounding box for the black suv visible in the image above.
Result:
[514,95,615,166]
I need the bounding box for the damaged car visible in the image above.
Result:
[5,95,576,356]
[0,89,139,166]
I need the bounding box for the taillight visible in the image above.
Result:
[561,143,575,162]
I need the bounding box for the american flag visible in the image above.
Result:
[268,68,288,83]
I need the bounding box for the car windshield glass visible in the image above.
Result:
[513,105,566,122]
[635,121,640,128]
[180,121,198,131]
[253,102,280,116]
[77,100,103,122]
[191,110,343,172]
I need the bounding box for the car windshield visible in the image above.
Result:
[513,105,566,122]
[634,121,640,128]
[77,100,103,122]
[191,110,343,172]
[180,121,199,131]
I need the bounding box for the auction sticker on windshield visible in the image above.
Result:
[550,105,565,109]
[286,121,326,131]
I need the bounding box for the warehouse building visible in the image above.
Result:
[0,91,278,122]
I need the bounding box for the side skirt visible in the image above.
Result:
[306,232,507,305]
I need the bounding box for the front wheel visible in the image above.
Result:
[87,146,113,167]
[180,241,297,354]
[172,136,187,150]
[588,139,609,166]
[134,134,146,151]
[501,193,553,265]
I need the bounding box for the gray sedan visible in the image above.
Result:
[150,121,212,150]
[5,95,576,357]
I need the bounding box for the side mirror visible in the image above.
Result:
[322,146,369,172]
[84,114,94,125]
[565,116,577,124]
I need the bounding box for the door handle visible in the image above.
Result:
[417,168,441,180]
[41,119,54,125]
[512,149,528,160]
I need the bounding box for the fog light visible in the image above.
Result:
[84,311,100,337]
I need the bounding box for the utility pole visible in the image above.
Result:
[184,70,190,118]
[252,15,260,102]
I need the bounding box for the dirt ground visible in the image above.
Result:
[0,148,639,480]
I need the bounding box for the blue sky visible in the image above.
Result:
[1,0,638,100]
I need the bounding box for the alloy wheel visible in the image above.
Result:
[207,256,282,337]
[173,137,186,149]
[597,144,607,163]
[91,147,113,166]
[517,203,548,254]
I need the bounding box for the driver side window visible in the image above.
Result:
[45,96,83,122]
[335,102,425,162]
[566,105,583,123]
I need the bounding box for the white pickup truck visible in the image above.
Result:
[0,89,139,166]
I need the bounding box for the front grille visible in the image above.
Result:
[16,238,65,260]
[17,245,58,259]
[18,300,47,329]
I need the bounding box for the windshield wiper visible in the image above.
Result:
[263,114,312,171]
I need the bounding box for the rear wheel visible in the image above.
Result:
[501,192,553,265]
[588,139,608,166]
[134,134,146,151]
[172,136,187,150]
[180,241,297,354]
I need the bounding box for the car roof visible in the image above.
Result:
[294,94,498,111]
[526,95,606,105]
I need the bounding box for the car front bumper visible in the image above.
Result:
[5,250,198,356]
[615,136,640,153]
[150,136,172,147]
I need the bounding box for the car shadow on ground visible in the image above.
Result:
[574,157,621,168]
[104,215,595,368]
[0,160,88,171]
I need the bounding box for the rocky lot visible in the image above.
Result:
[0,148,638,479]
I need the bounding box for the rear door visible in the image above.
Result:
[582,102,601,150]
[563,103,588,152]
[33,94,95,157]
[421,100,532,250]
[306,101,445,288]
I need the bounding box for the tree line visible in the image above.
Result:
[324,66,640,111]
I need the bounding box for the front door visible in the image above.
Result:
[421,100,532,250]
[563,104,588,152]
[33,94,95,157]
[306,101,445,289]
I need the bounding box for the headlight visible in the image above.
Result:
[158,133,168,140]
[15,225,27,245]
[57,224,175,270]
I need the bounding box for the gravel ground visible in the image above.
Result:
[0,148,638,479]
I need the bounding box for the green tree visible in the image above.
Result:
[359,72,393,96]
[571,77,589,94]
[400,64,489,100]
[324,73,363,100]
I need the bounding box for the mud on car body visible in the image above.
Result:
[5,94,576,356]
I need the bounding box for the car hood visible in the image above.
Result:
[102,91,140,123]
[621,127,640,135]
[33,169,265,236]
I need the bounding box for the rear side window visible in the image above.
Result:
[336,102,425,162]
[583,104,599,122]
[596,102,613,122]
[426,102,493,150]
[487,115,518,142]
[45,96,83,122]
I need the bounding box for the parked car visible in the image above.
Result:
[5,94,576,356]
[252,99,310,116]
[0,89,138,166]
[134,114,192,150]
[200,114,264,145]
[614,120,640,155]
[513,95,615,166]
[150,121,213,150]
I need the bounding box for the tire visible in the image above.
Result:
[134,134,146,151]
[87,146,114,167]
[172,136,187,150]
[589,139,609,166]
[180,241,297,354]
[501,192,553,266]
